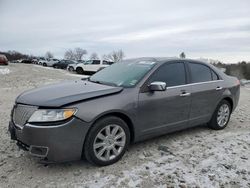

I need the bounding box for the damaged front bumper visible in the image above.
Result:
[8,117,91,162]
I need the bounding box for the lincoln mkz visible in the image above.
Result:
[9,58,240,166]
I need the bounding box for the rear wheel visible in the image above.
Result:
[84,116,130,166]
[76,67,84,74]
[208,100,231,130]
[43,63,47,67]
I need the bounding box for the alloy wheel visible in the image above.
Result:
[217,104,230,127]
[93,124,126,162]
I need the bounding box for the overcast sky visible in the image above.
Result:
[0,0,249,63]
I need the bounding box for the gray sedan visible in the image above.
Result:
[9,57,240,166]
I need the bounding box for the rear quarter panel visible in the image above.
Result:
[208,64,240,112]
[222,76,240,111]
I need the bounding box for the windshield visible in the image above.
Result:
[89,60,156,87]
[84,60,93,64]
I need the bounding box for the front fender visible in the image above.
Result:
[71,89,138,124]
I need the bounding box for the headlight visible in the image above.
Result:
[28,108,76,123]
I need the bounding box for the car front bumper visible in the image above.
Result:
[9,118,91,162]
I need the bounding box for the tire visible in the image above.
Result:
[76,67,84,74]
[68,66,74,72]
[208,100,232,130]
[84,116,130,166]
[43,63,47,67]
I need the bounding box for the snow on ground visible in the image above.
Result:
[0,64,250,188]
[65,72,89,78]
[0,67,10,75]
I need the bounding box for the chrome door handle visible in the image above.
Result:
[216,87,223,91]
[180,92,191,97]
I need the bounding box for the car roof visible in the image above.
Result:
[123,57,208,65]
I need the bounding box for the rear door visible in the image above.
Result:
[137,62,192,136]
[187,61,224,126]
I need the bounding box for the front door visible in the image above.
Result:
[137,62,191,137]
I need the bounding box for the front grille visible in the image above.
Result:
[12,104,37,128]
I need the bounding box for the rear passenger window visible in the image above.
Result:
[189,63,212,83]
[211,70,219,80]
[92,60,100,65]
[149,62,186,87]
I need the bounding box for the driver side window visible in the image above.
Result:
[148,62,186,87]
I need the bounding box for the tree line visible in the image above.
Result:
[1,50,250,79]
[179,52,250,80]
[213,61,250,80]
[0,48,125,63]
[0,50,31,61]
[63,48,125,63]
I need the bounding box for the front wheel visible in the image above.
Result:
[76,67,84,74]
[68,66,74,72]
[208,100,232,130]
[84,116,130,166]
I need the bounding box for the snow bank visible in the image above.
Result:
[0,68,10,75]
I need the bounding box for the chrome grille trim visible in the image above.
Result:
[13,104,38,128]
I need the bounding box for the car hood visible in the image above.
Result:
[16,80,123,107]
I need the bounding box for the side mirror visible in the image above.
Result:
[148,81,166,91]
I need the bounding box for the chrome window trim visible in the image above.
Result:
[167,80,224,89]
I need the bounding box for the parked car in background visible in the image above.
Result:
[10,60,19,63]
[32,59,39,64]
[43,58,59,67]
[77,60,85,63]
[67,60,85,72]
[21,59,32,64]
[53,60,76,69]
[75,60,114,74]
[8,58,240,166]
[0,54,8,65]
[38,58,48,65]
[240,79,250,86]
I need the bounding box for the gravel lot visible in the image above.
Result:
[0,64,250,188]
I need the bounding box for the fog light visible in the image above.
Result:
[29,145,49,157]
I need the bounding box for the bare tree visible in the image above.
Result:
[64,49,75,60]
[89,52,99,60]
[74,47,87,60]
[1,50,29,61]
[45,51,54,59]
[103,49,125,63]
[179,52,186,59]
[64,48,87,60]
